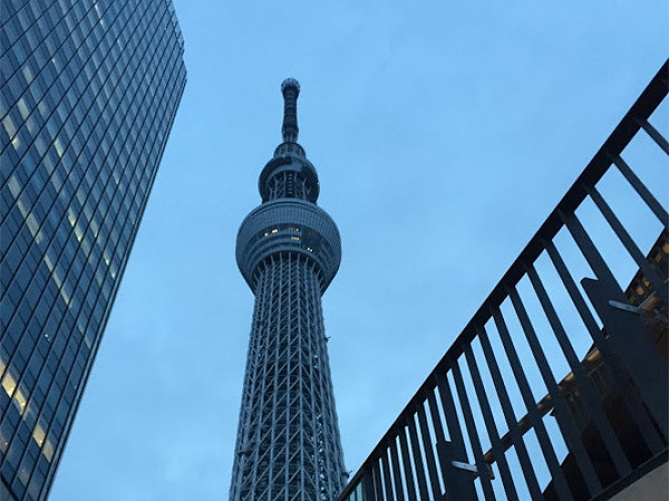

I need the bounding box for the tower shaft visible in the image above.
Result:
[231,255,344,501]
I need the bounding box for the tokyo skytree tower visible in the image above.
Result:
[230,79,346,501]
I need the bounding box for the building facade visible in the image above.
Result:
[0,1,186,499]
[231,79,346,501]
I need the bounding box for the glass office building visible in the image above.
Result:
[0,1,186,499]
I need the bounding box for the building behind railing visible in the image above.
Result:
[337,61,668,501]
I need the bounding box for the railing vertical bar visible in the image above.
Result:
[372,457,385,501]
[436,368,490,500]
[345,479,352,500]
[398,426,418,501]
[381,449,396,501]
[525,263,633,476]
[435,369,470,467]
[406,414,432,500]
[542,241,603,339]
[638,117,669,154]
[463,342,517,500]
[562,212,624,294]
[388,437,406,501]
[426,390,489,500]
[477,323,544,499]
[426,391,447,446]
[507,284,602,495]
[543,239,665,454]
[363,468,377,501]
[490,306,574,500]
[416,403,444,500]
[345,475,358,500]
[611,155,669,225]
[451,355,510,498]
[586,184,668,305]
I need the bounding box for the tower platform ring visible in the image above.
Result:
[236,198,341,293]
[259,153,320,202]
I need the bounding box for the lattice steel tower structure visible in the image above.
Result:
[231,79,346,501]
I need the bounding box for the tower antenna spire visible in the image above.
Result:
[281,78,300,143]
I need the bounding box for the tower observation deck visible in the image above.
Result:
[230,79,346,501]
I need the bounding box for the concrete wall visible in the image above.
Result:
[610,461,668,501]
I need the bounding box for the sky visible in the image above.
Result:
[49,1,667,499]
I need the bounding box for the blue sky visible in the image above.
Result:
[50,1,666,499]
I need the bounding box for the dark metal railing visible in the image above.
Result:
[338,60,668,501]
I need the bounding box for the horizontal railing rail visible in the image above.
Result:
[338,60,668,501]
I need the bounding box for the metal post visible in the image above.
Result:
[581,278,668,438]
